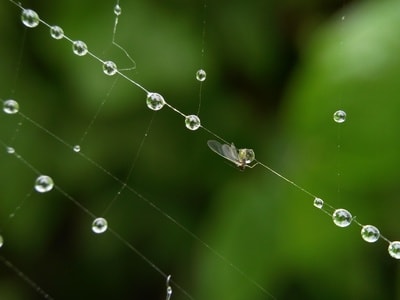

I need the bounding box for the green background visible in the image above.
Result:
[0,0,399,299]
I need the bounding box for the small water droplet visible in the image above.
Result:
[114,4,122,16]
[103,61,118,76]
[0,235,3,248]
[333,110,346,123]
[332,208,352,227]
[92,217,108,234]
[50,25,64,39]
[185,115,201,130]
[196,69,206,82]
[34,175,54,193]
[313,197,324,208]
[146,93,165,111]
[73,145,81,152]
[6,147,15,154]
[388,241,400,259]
[361,225,380,243]
[72,40,88,56]
[21,9,40,28]
[3,99,19,114]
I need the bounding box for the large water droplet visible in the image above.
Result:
[196,69,206,82]
[3,99,19,114]
[313,197,324,209]
[6,147,15,154]
[185,115,201,130]
[238,148,255,164]
[34,175,54,193]
[388,241,400,259]
[146,93,165,111]
[21,9,40,28]
[332,208,352,227]
[361,225,380,243]
[72,41,88,56]
[92,217,108,234]
[50,25,64,39]
[103,61,118,76]
[333,110,346,123]
[114,4,122,16]
[73,145,81,153]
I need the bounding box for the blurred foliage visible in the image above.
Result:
[0,0,399,299]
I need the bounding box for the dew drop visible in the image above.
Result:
[92,217,108,234]
[146,93,165,111]
[21,9,40,28]
[238,148,255,164]
[333,110,346,123]
[388,241,400,259]
[3,99,19,114]
[361,225,380,243]
[73,145,81,153]
[34,175,54,193]
[332,208,352,227]
[196,69,206,82]
[185,115,201,130]
[103,61,118,76]
[313,197,324,209]
[0,235,3,248]
[6,147,15,154]
[50,25,64,39]
[114,4,122,16]
[72,40,88,56]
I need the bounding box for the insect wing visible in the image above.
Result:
[207,140,240,165]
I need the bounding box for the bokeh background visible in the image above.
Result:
[0,0,399,299]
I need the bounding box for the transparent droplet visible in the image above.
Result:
[238,148,255,164]
[34,175,54,193]
[166,286,172,300]
[361,225,380,243]
[73,145,81,153]
[0,235,3,248]
[196,69,206,82]
[3,99,19,114]
[333,110,346,123]
[146,92,165,111]
[6,147,15,154]
[103,61,118,76]
[92,217,108,234]
[313,197,324,209]
[21,9,40,28]
[50,25,64,39]
[185,115,201,130]
[388,241,400,259]
[332,208,352,227]
[72,40,88,56]
[114,4,122,16]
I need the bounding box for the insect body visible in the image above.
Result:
[207,140,257,170]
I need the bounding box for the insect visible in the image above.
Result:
[207,140,257,170]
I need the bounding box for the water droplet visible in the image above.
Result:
[313,197,324,209]
[6,147,15,154]
[196,69,206,82]
[34,175,54,193]
[114,4,122,16]
[361,225,380,243]
[73,145,81,152]
[0,235,3,248]
[238,148,255,164]
[332,208,352,227]
[146,93,165,111]
[92,217,108,234]
[388,241,400,259]
[185,115,201,130]
[50,25,64,39]
[3,99,19,114]
[333,110,346,123]
[21,9,40,28]
[72,40,88,56]
[103,61,118,76]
